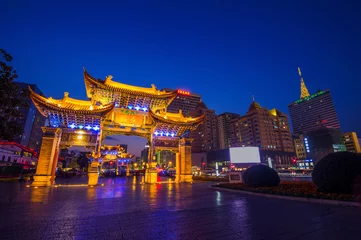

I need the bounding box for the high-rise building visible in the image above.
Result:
[141,148,149,162]
[13,82,46,152]
[343,132,361,153]
[293,135,307,160]
[288,68,340,134]
[189,102,218,153]
[217,112,240,149]
[230,100,294,152]
[230,98,295,168]
[304,127,345,163]
[163,89,201,115]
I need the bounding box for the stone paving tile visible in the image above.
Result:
[1,178,361,240]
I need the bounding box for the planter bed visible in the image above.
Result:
[214,181,358,202]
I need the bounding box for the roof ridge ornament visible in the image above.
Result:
[298,67,310,99]
[105,75,113,83]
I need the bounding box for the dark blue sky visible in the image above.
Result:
[2,0,361,139]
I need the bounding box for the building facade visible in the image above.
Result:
[189,102,218,153]
[163,89,201,115]
[305,127,346,163]
[343,132,361,153]
[288,69,340,134]
[217,112,240,149]
[0,142,38,169]
[230,100,295,168]
[13,82,46,152]
[293,135,307,160]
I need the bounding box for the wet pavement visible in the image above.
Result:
[0,177,361,240]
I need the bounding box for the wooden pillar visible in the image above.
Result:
[126,163,130,177]
[175,152,180,182]
[32,127,62,187]
[144,135,157,183]
[156,150,161,165]
[88,130,102,186]
[179,138,193,183]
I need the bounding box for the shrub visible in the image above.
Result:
[242,164,280,187]
[312,152,361,194]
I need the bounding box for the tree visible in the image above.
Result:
[77,152,90,171]
[0,49,28,140]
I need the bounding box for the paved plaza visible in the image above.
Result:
[0,177,361,240]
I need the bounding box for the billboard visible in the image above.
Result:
[229,147,261,164]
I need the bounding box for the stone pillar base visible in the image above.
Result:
[88,160,99,186]
[179,174,193,183]
[144,169,158,183]
[32,175,52,187]
[88,172,99,186]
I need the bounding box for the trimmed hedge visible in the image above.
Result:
[193,176,228,182]
[242,164,280,187]
[312,152,361,194]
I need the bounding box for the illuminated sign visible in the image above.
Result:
[295,91,325,104]
[177,89,190,95]
[304,138,310,153]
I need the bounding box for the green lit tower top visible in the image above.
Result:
[288,68,341,134]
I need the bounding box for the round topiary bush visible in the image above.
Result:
[242,164,280,187]
[312,152,361,194]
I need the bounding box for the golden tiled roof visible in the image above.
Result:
[83,68,177,99]
[29,86,114,116]
[150,109,205,125]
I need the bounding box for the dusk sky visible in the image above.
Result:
[1,0,361,155]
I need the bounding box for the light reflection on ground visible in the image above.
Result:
[0,177,360,239]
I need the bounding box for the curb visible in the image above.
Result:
[212,186,361,207]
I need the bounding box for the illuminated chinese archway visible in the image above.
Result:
[29,68,204,186]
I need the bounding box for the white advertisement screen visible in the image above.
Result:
[229,147,261,163]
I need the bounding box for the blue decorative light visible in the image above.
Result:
[160,132,164,136]
[128,106,133,109]
[85,125,92,130]
[171,133,175,137]
[165,133,169,136]
[78,125,84,129]
[135,106,140,111]
[93,126,100,131]
[69,123,76,129]
[142,107,148,111]
[115,103,119,107]
[154,131,159,136]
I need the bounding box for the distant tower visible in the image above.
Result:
[288,68,341,134]
[298,67,310,99]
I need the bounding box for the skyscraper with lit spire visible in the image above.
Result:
[288,68,340,134]
[298,67,310,99]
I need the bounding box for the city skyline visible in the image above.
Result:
[1,1,360,135]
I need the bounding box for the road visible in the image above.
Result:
[0,177,360,240]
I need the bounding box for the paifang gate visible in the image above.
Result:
[29,68,204,186]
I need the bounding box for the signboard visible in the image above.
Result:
[229,147,261,164]
[113,109,144,126]
[229,172,242,183]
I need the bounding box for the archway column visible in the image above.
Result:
[32,127,62,187]
[144,135,158,183]
[178,138,193,183]
[88,128,102,186]
[175,152,180,182]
